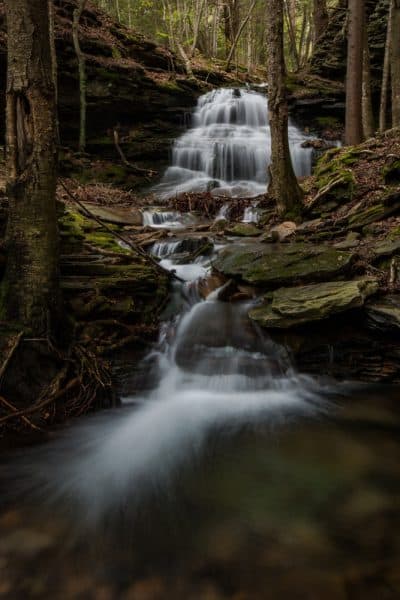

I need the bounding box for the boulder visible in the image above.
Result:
[267,221,297,242]
[249,278,379,329]
[213,242,354,287]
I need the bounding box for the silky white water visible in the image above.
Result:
[155,87,313,199]
[16,241,325,524]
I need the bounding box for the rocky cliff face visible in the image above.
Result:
[310,0,390,93]
[0,0,235,177]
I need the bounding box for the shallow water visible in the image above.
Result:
[1,241,400,599]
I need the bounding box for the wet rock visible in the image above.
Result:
[267,221,297,242]
[249,278,378,329]
[80,202,142,226]
[225,223,261,237]
[213,242,354,288]
[366,295,400,331]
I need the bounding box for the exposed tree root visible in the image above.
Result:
[0,339,116,436]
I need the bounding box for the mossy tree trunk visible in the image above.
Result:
[3,0,60,336]
[391,0,400,127]
[345,0,365,145]
[266,0,303,216]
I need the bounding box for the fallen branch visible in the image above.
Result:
[0,395,43,431]
[0,331,23,383]
[113,129,157,179]
[59,179,183,282]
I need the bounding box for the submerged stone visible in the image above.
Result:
[213,242,354,287]
[249,278,378,329]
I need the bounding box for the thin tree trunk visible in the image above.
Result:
[189,0,207,58]
[226,0,256,71]
[345,0,364,145]
[313,0,329,45]
[391,0,400,127]
[3,0,60,335]
[362,19,374,138]
[72,0,88,152]
[380,0,393,132]
[266,0,304,216]
[284,0,300,71]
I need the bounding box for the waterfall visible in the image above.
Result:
[155,88,313,199]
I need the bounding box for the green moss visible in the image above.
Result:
[315,116,341,127]
[86,231,130,254]
[111,46,122,60]
[348,204,385,228]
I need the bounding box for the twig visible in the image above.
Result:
[0,331,23,384]
[0,395,43,432]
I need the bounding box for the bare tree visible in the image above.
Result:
[345,0,364,145]
[380,0,393,132]
[266,0,304,215]
[391,0,400,127]
[73,0,88,152]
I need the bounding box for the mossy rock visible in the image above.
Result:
[249,278,378,329]
[213,242,354,288]
[225,223,261,237]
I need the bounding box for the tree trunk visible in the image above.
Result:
[72,0,88,152]
[391,0,400,127]
[313,0,329,45]
[266,0,303,216]
[345,0,364,145]
[226,0,256,71]
[362,20,374,138]
[379,0,393,132]
[2,0,60,336]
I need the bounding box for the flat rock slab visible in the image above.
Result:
[213,242,354,287]
[80,202,142,226]
[249,278,378,329]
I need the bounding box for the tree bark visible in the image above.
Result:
[345,0,364,145]
[266,0,303,216]
[72,0,88,152]
[313,0,329,45]
[225,0,256,71]
[3,0,60,336]
[380,0,393,132]
[362,19,374,138]
[391,0,400,127]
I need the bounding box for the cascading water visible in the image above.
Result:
[155,87,313,199]
[17,239,323,525]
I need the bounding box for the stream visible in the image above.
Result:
[0,89,400,599]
